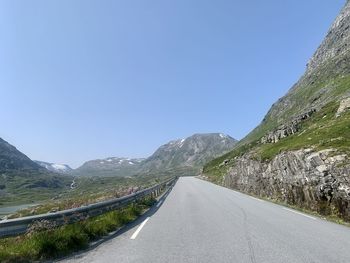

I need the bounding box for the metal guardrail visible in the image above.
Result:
[0,177,177,238]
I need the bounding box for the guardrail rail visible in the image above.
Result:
[0,177,177,238]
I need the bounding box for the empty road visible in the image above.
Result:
[62,177,350,263]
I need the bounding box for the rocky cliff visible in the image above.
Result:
[222,149,350,220]
[307,0,350,73]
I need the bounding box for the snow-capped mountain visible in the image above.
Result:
[34,161,73,174]
[73,157,145,177]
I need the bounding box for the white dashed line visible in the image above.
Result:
[249,196,264,202]
[283,208,317,220]
[130,217,150,240]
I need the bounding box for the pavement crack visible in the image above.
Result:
[240,207,257,263]
[224,195,257,263]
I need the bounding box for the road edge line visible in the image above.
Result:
[283,208,317,220]
[130,217,150,240]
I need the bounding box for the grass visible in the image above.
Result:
[0,197,156,263]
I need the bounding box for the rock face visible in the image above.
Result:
[307,1,350,73]
[336,97,350,117]
[261,109,316,144]
[223,149,350,219]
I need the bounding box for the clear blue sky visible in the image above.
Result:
[0,0,345,168]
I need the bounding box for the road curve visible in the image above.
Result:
[61,177,350,263]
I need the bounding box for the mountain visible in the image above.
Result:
[140,133,237,176]
[204,2,350,221]
[73,157,145,177]
[0,137,72,206]
[34,161,73,174]
[75,133,237,178]
[0,138,43,172]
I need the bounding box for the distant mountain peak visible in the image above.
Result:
[141,133,237,175]
[74,133,237,177]
[73,157,145,177]
[34,161,73,174]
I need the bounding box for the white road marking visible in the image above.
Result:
[156,200,163,208]
[283,208,317,220]
[130,217,150,240]
[249,196,264,202]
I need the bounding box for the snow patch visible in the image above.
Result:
[51,164,68,171]
[178,138,185,148]
[219,133,226,138]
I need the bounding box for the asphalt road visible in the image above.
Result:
[61,177,350,263]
